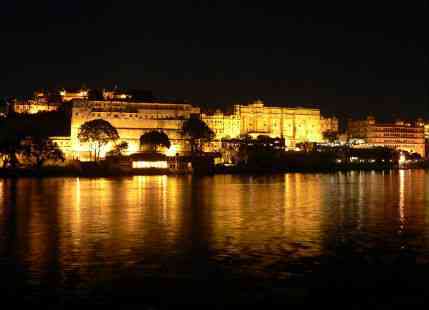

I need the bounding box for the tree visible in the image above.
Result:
[0,111,70,168]
[0,118,28,168]
[0,135,24,168]
[107,141,128,157]
[78,119,119,161]
[322,130,338,143]
[23,136,65,169]
[140,131,171,153]
[182,117,214,153]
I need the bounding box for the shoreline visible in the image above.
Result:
[1,163,427,178]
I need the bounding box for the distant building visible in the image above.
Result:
[12,88,83,114]
[202,110,241,140]
[320,116,339,133]
[203,100,322,149]
[59,88,89,102]
[422,121,429,158]
[13,99,62,114]
[12,88,155,114]
[101,88,153,101]
[9,89,325,159]
[102,89,133,101]
[234,100,322,146]
[347,116,425,157]
[424,122,429,140]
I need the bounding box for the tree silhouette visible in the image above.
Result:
[23,136,65,169]
[0,117,28,168]
[140,131,171,153]
[182,117,214,153]
[78,119,119,161]
[322,130,338,143]
[107,141,129,157]
[0,135,24,168]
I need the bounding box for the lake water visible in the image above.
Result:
[1,170,429,307]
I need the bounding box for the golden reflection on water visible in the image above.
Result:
[53,176,186,283]
[399,170,405,231]
[283,174,322,255]
[1,171,429,285]
[206,174,323,261]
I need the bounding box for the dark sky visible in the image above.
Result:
[1,1,428,121]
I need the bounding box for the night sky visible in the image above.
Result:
[1,1,428,122]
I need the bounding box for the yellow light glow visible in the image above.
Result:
[127,143,139,155]
[399,153,406,165]
[132,161,168,169]
[399,169,405,231]
[165,145,177,157]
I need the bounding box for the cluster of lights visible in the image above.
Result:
[398,153,406,165]
[59,90,88,97]
[132,161,169,169]
[164,145,178,157]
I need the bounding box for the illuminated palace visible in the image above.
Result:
[70,99,200,160]
[12,89,200,160]
[203,100,323,148]
[13,90,325,160]
[320,116,339,134]
[347,116,425,157]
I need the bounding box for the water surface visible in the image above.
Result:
[1,171,429,306]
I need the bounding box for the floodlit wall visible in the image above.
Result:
[13,100,61,114]
[320,116,339,133]
[69,100,200,161]
[348,117,426,157]
[203,100,322,148]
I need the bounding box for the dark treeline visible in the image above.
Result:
[217,137,406,173]
[1,106,70,136]
[0,109,70,169]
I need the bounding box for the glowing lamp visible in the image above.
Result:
[399,153,406,165]
[132,161,168,169]
[165,145,177,157]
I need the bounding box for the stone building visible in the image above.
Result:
[12,88,84,114]
[320,116,339,134]
[59,88,89,102]
[203,100,322,148]
[10,90,324,159]
[69,99,200,160]
[235,100,322,146]
[201,110,241,140]
[424,122,429,140]
[13,99,62,114]
[347,116,425,157]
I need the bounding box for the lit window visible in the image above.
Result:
[132,161,168,169]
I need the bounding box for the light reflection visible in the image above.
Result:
[1,172,429,287]
[283,173,322,256]
[208,173,324,266]
[399,170,405,232]
[0,180,4,216]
